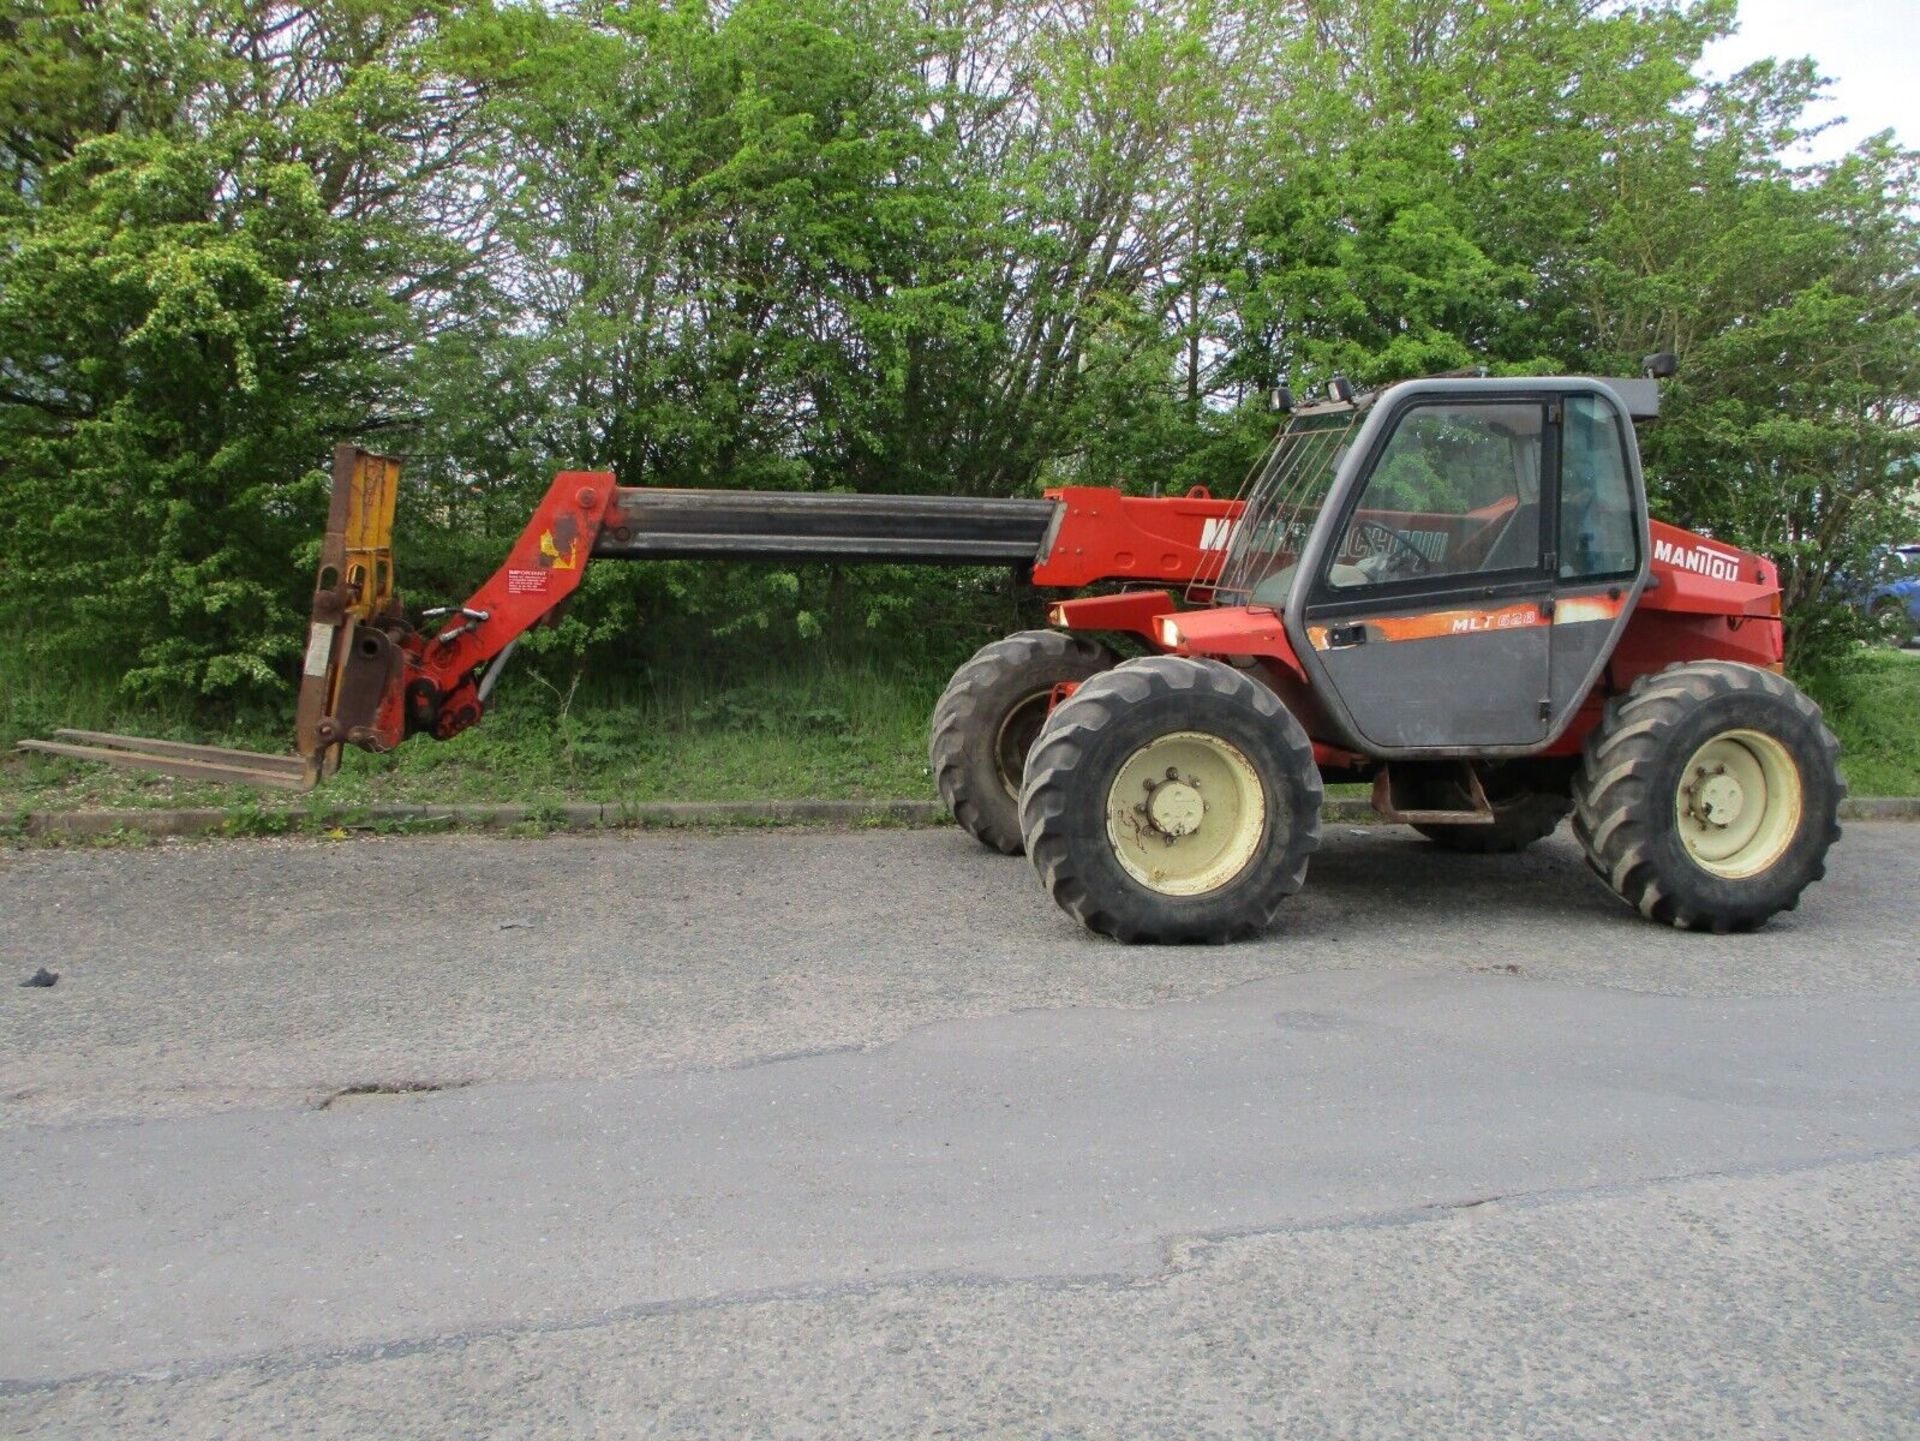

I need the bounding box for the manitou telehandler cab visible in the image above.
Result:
[25,363,1842,943]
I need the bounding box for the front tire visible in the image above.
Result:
[930,630,1118,854]
[1019,657,1322,943]
[1572,661,1843,931]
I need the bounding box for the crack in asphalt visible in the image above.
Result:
[5,1143,1914,1399]
[312,1079,478,1111]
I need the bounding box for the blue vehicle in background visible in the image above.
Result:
[1865,544,1920,647]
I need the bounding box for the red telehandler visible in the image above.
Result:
[24,364,1843,942]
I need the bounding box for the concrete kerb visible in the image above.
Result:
[15,794,1919,842]
[17,798,955,841]
[1838,795,1920,822]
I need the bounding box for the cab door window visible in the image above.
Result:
[1326,401,1546,591]
[1559,393,1638,579]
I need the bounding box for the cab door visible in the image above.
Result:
[1299,396,1557,752]
[1548,390,1647,720]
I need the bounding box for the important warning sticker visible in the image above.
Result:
[303,622,333,679]
[507,570,553,596]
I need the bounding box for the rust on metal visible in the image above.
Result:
[295,444,407,782]
[16,731,308,790]
[1369,764,1496,825]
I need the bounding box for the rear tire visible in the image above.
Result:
[1571,661,1843,931]
[930,630,1118,854]
[1019,657,1322,943]
[1411,763,1574,854]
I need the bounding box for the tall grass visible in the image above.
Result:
[0,629,286,753]
[1804,648,1920,798]
[0,635,956,811]
[349,649,948,804]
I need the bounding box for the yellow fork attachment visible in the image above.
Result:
[17,445,404,792]
[294,444,406,783]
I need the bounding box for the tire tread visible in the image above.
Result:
[1570,661,1844,930]
[1019,657,1321,943]
[929,630,1116,854]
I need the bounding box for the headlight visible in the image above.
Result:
[1157,615,1184,649]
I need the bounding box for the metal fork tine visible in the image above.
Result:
[48,730,306,773]
[16,738,312,790]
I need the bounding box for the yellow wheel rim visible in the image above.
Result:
[1105,731,1267,896]
[1674,729,1803,880]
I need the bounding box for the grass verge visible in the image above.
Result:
[4,643,1916,823]
[1,654,947,818]
[1804,647,1920,798]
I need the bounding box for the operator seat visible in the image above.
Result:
[1459,501,1539,575]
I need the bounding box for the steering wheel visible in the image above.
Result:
[1348,518,1434,579]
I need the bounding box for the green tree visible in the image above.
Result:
[1216,0,1919,661]
[0,0,493,698]
[4,0,1914,713]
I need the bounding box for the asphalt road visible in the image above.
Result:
[1,822,1917,1437]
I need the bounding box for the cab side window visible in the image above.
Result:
[1560,394,1638,579]
[1327,402,1544,591]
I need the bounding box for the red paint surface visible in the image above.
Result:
[376,467,1787,759]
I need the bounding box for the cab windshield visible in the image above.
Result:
[1197,408,1362,607]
